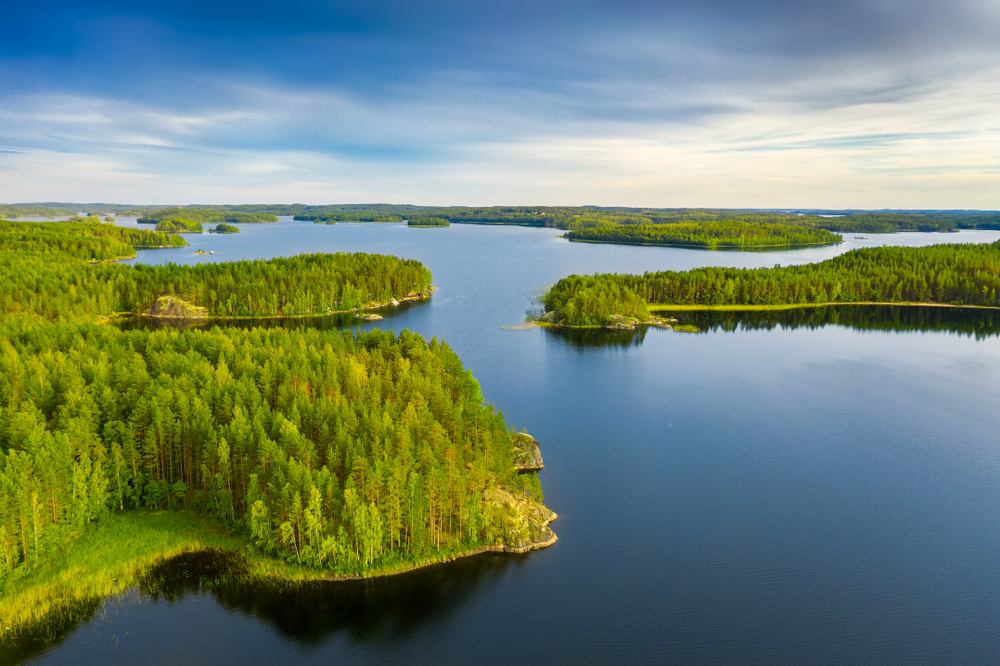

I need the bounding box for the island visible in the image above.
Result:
[0,221,555,646]
[407,217,451,227]
[564,220,841,250]
[535,241,1000,328]
[295,214,403,223]
[138,208,278,225]
[210,222,241,233]
[155,218,204,233]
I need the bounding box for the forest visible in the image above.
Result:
[155,219,204,233]
[0,323,539,577]
[564,221,841,249]
[211,223,241,233]
[294,214,403,223]
[0,205,78,219]
[0,218,550,643]
[0,219,187,261]
[138,209,278,225]
[5,202,1000,236]
[407,217,450,227]
[0,222,432,321]
[543,241,1000,325]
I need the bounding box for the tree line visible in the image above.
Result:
[294,214,403,223]
[544,241,1000,325]
[564,221,841,249]
[155,219,204,233]
[0,215,543,582]
[0,222,432,321]
[0,219,186,262]
[138,209,278,225]
[407,217,450,227]
[0,323,537,575]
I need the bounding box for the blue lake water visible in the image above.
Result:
[16,219,1000,665]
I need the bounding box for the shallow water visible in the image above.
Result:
[13,220,1000,665]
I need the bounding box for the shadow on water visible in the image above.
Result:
[112,299,429,332]
[142,550,526,646]
[2,548,527,664]
[661,305,1000,339]
[541,306,1000,350]
[544,325,649,350]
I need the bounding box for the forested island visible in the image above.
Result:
[0,221,433,321]
[540,241,1000,327]
[295,214,403,223]
[408,217,450,227]
[138,208,278,225]
[156,219,204,233]
[210,223,241,233]
[564,221,840,249]
[0,219,555,646]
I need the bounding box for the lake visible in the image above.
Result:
[13,220,1000,665]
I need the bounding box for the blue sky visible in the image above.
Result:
[1,0,998,207]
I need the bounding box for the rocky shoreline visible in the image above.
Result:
[325,495,558,582]
[326,433,556,581]
[530,311,677,331]
[138,289,432,320]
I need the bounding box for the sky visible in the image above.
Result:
[1,0,998,208]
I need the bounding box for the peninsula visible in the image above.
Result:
[539,241,1000,327]
[0,219,555,646]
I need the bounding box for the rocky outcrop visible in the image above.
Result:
[145,295,208,319]
[512,432,544,471]
[605,314,675,330]
[483,486,558,553]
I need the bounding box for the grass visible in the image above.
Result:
[0,511,323,647]
[0,512,235,644]
[0,495,556,647]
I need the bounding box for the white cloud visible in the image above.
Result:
[0,51,998,208]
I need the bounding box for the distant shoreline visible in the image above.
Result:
[564,237,843,251]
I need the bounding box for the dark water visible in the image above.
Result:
[16,220,1000,665]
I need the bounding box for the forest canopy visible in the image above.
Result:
[1,213,550,643]
[543,241,1000,325]
[138,209,278,225]
[407,217,450,227]
[564,221,841,249]
[294,214,403,223]
[5,202,999,235]
[0,324,539,579]
[155,219,204,233]
[0,221,432,321]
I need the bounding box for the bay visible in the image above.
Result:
[16,220,1000,665]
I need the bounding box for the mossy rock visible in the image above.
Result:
[512,432,544,471]
[484,486,557,552]
[145,295,208,319]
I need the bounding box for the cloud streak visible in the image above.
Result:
[1,0,998,206]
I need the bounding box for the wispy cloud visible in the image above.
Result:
[1,0,998,205]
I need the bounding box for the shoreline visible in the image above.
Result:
[522,316,675,332]
[647,301,1000,312]
[323,509,558,582]
[523,301,1000,331]
[0,503,557,646]
[563,236,843,251]
[110,290,433,322]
